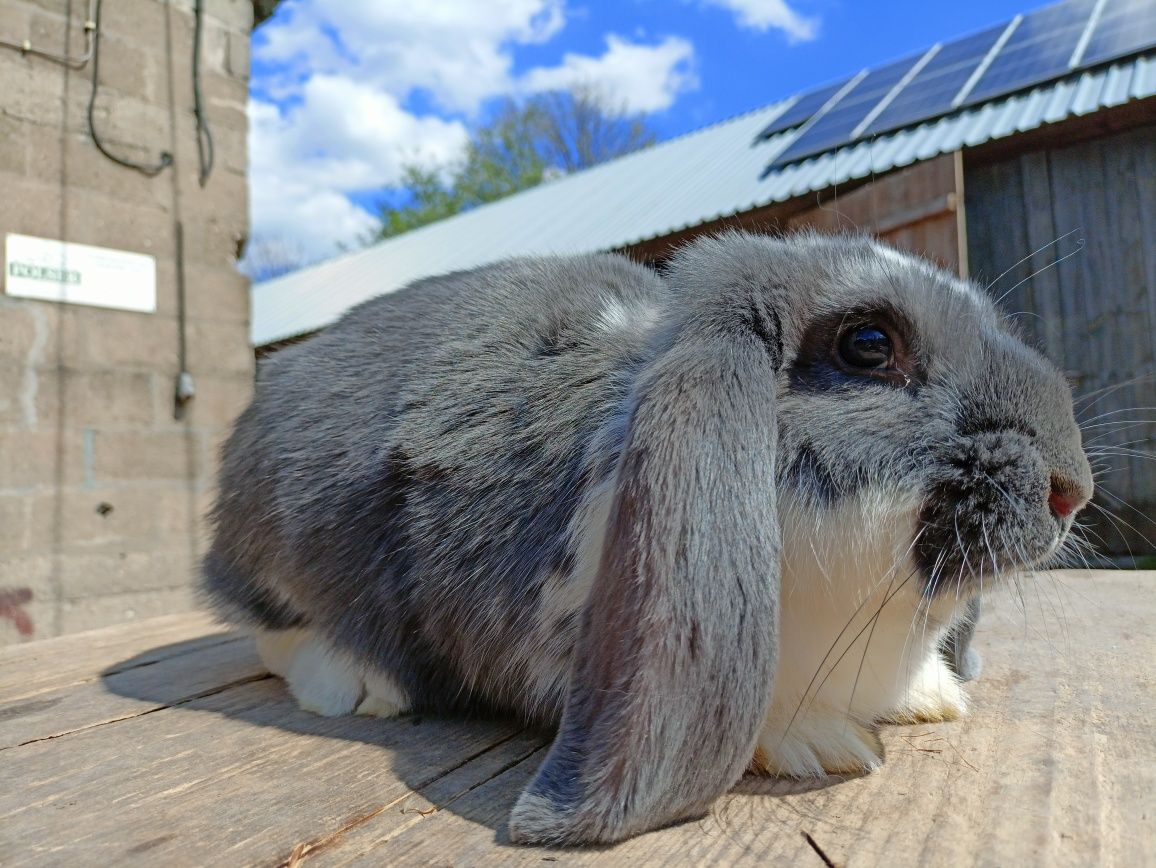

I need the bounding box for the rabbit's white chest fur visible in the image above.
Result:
[755,493,969,776]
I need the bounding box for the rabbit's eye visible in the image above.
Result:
[838,325,893,369]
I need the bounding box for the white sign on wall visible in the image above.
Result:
[4,233,156,313]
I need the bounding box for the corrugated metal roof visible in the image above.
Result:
[252,53,1156,346]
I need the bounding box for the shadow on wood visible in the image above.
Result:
[95,641,855,857]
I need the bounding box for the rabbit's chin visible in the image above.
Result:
[756,492,970,778]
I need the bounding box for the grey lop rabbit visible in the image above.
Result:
[203,232,1091,845]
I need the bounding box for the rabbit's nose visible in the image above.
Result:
[1048,475,1086,520]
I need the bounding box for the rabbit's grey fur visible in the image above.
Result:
[204,232,1090,845]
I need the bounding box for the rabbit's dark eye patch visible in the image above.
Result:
[791,304,922,392]
[838,325,892,369]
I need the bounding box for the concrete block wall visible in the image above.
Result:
[0,0,261,643]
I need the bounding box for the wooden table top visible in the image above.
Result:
[2,570,1153,866]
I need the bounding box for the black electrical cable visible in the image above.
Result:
[86,0,173,177]
[0,0,95,70]
[192,0,214,186]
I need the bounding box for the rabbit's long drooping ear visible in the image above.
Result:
[508,272,784,845]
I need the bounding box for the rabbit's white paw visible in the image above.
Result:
[254,627,309,678]
[355,670,409,718]
[885,653,968,724]
[753,710,884,777]
[283,634,365,716]
[256,629,410,718]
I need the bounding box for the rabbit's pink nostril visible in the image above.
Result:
[1049,490,1074,519]
[1048,479,1078,520]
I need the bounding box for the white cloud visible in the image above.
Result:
[245,1,703,268]
[247,183,379,266]
[521,34,698,114]
[255,0,567,112]
[701,0,818,42]
[247,83,469,262]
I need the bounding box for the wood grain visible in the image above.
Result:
[1,571,1153,866]
[0,611,227,701]
[965,124,1156,554]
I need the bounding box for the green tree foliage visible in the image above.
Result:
[375,87,656,241]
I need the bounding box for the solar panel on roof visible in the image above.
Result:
[755,77,857,140]
[765,54,927,166]
[762,0,1155,172]
[965,0,1097,103]
[1082,0,1156,67]
[862,24,1005,138]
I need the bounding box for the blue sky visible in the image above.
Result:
[247,0,1040,266]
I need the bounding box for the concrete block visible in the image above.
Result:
[16,0,83,16]
[0,555,56,606]
[59,584,198,634]
[51,132,173,205]
[187,319,253,375]
[0,429,88,490]
[0,301,43,365]
[75,307,181,372]
[202,70,249,131]
[180,212,248,269]
[157,485,211,546]
[0,0,259,640]
[16,302,87,372]
[65,187,174,259]
[57,548,194,599]
[0,559,58,642]
[0,584,50,643]
[0,58,67,128]
[227,28,250,80]
[200,19,231,75]
[0,363,34,430]
[90,429,203,483]
[0,4,30,43]
[28,487,147,552]
[15,304,179,377]
[101,0,171,56]
[0,493,30,554]
[0,175,66,242]
[204,0,254,32]
[171,263,250,325]
[25,484,207,553]
[212,123,248,176]
[178,155,249,223]
[0,112,25,174]
[25,6,91,69]
[96,93,171,157]
[35,369,158,430]
[87,32,158,105]
[183,373,252,428]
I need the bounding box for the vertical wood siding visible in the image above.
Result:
[787,153,964,274]
[966,125,1156,556]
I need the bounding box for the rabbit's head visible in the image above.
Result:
[752,232,1093,596]
[508,232,1091,845]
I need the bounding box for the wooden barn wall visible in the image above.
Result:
[621,153,966,274]
[965,124,1156,557]
[786,152,966,275]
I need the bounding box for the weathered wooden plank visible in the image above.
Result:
[0,634,259,749]
[1,572,1151,866]
[788,154,962,272]
[1127,126,1156,370]
[301,732,551,867]
[1017,150,1060,359]
[966,127,1156,555]
[0,611,228,702]
[310,571,1156,866]
[0,677,523,867]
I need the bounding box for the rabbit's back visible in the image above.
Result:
[203,254,667,719]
